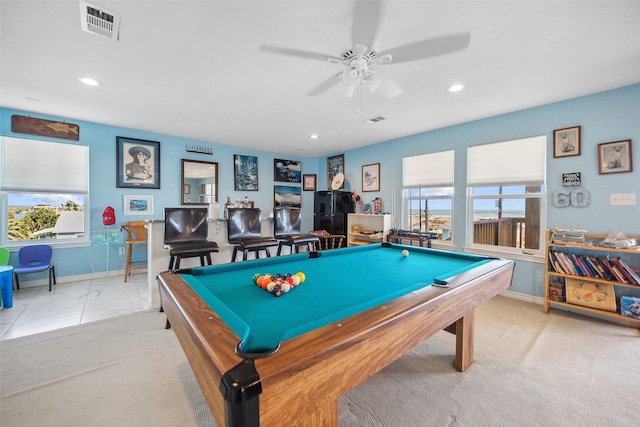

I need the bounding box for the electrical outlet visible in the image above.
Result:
[119,247,125,255]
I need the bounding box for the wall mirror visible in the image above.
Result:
[181,159,218,205]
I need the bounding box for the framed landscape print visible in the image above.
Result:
[274,185,301,208]
[553,126,581,158]
[234,154,259,190]
[116,136,160,189]
[598,139,632,174]
[327,154,344,190]
[274,159,301,183]
[362,163,380,192]
[123,195,154,215]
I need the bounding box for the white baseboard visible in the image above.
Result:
[13,270,126,289]
[499,289,543,305]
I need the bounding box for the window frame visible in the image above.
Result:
[402,186,454,248]
[1,136,91,248]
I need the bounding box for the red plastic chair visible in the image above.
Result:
[13,245,56,291]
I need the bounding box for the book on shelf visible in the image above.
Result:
[611,258,640,285]
[548,250,640,285]
[551,229,587,245]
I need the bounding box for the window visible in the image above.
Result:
[1,136,89,245]
[402,150,454,242]
[467,136,546,256]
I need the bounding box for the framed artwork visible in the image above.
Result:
[116,136,161,189]
[327,154,344,189]
[598,139,633,174]
[183,184,191,194]
[553,126,581,158]
[303,174,317,191]
[362,163,380,192]
[274,185,301,208]
[123,195,154,216]
[274,159,301,183]
[234,154,259,191]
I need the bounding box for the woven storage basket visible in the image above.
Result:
[565,278,616,312]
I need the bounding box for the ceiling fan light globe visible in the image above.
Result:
[338,80,357,98]
[367,73,383,93]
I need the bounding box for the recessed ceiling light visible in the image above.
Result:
[310,134,319,140]
[78,77,102,86]
[447,84,464,93]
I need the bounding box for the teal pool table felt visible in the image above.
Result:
[181,244,491,353]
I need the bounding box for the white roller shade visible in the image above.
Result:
[467,135,546,186]
[1,136,88,193]
[403,150,454,187]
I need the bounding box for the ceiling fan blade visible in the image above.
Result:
[307,73,342,96]
[366,72,404,98]
[378,33,471,64]
[259,44,342,63]
[351,0,382,48]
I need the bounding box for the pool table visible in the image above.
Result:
[158,243,514,427]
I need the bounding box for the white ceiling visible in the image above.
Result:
[2,1,639,157]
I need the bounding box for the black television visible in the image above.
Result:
[164,208,209,244]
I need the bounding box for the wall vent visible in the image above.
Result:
[363,115,387,124]
[80,1,120,41]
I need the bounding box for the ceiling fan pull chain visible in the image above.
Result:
[357,80,363,117]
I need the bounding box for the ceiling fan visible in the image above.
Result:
[259,1,470,104]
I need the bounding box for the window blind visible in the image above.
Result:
[1,136,88,193]
[467,135,546,186]
[403,150,454,187]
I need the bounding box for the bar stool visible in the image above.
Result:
[274,207,319,255]
[164,208,219,270]
[227,208,279,262]
[121,221,147,282]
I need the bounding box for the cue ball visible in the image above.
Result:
[401,249,409,257]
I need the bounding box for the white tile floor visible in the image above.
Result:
[0,271,150,341]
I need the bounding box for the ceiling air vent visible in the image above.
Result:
[363,115,387,124]
[79,1,120,41]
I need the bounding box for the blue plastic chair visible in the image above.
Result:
[13,245,56,291]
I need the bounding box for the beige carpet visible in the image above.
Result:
[1,296,638,426]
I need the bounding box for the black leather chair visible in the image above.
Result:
[274,207,319,255]
[227,208,279,262]
[164,208,219,270]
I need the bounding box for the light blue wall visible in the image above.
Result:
[2,83,638,298]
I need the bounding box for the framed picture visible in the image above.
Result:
[327,154,344,189]
[116,136,161,189]
[183,184,191,194]
[362,163,380,192]
[274,159,301,183]
[303,174,317,191]
[553,126,581,158]
[598,139,633,174]
[123,195,154,216]
[234,154,259,191]
[274,185,301,208]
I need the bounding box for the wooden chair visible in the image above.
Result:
[121,221,148,282]
[274,207,319,255]
[309,230,345,250]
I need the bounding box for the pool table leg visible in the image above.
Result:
[454,310,475,372]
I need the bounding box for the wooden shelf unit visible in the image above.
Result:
[544,229,640,327]
[347,214,393,247]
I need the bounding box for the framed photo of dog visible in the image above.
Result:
[553,126,581,158]
[598,139,632,174]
